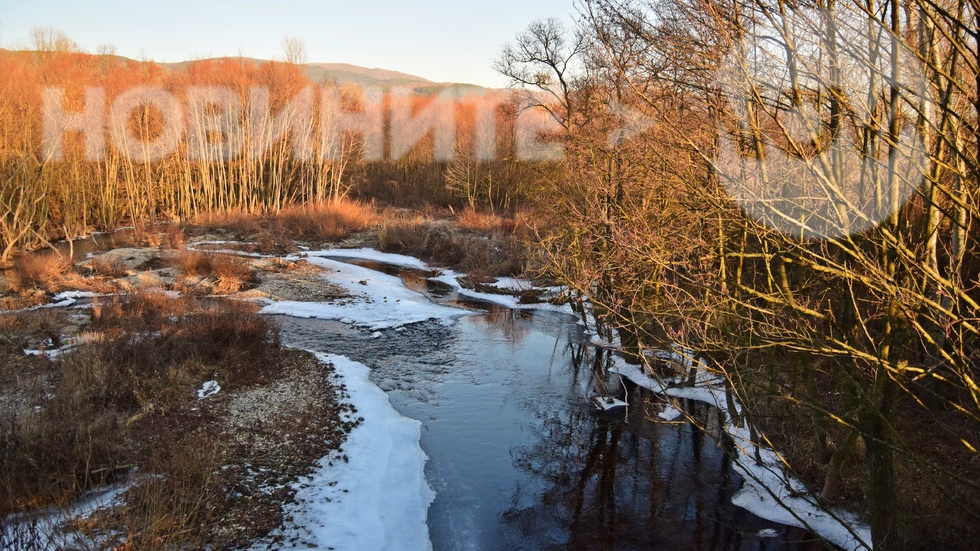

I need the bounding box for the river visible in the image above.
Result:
[274,258,833,551]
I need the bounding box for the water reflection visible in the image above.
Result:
[506,343,834,551]
[470,309,532,346]
[272,259,835,551]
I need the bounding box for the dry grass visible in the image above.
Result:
[0,294,289,547]
[191,210,263,238]
[0,291,355,549]
[186,200,379,250]
[455,207,517,233]
[378,216,525,277]
[90,254,129,278]
[174,251,257,295]
[275,200,379,244]
[175,250,213,278]
[8,253,71,292]
[0,309,67,352]
[159,222,186,250]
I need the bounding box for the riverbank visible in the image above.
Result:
[0,294,356,548]
[0,209,536,549]
[1,210,878,550]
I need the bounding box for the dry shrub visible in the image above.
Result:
[275,200,378,243]
[90,254,128,278]
[10,253,71,292]
[328,199,379,231]
[105,428,229,549]
[455,207,516,233]
[0,291,49,310]
[175,251,257,294]
[190,209,263,238]
[0,309,66,352]
[210,253,256,293]
[92,292,188,329]
[159,223,186,250]
[377,218,429,252]
[378,218,525,276]
[175,250,213,278]
[1,294,281,521]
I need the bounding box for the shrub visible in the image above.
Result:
[90,254,128,278]
[174,251,257,294]
[378,217,525,276]
[455,207,516,233]
[1,294,281,522]
[276,200,378,243]
[10,253,70,292]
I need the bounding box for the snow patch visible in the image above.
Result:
[658,405,682,421]
[53,290,98,301]
[312,248,431,270]
[197,380,220,399]
[610,353,871,550]
[429,270,574,315]
[259,255,470,330]
[256,353,433,551]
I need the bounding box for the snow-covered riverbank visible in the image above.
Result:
[611,356,873,550]
[253,353,434,551]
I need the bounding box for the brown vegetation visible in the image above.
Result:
[174,250,257,295]
[378,212,525,277]
[186,199,379,252]
[275,201,378,243]
[0,294,353,548]
[9,253,71,292]
[498,1,980,548]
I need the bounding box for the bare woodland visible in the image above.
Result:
[496,1,980,549]
[2,0,979,548]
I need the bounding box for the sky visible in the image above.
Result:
[0,0,578,87]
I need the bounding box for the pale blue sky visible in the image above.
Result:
[0,0,577,87]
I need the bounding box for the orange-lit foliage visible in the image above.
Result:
[0,44,536,261]
[0,48,346,261]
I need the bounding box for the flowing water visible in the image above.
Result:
[275,259,833,551]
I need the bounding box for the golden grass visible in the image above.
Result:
[378,216,525,277]
[455,207,516,233]
[1,294,280,525]
[174,251,257,295]
[9,253,71,292]
[89,255,129,278]
[191,209,263,237]
[275,200,379,243]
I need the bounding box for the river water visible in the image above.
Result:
[274,259,832,551]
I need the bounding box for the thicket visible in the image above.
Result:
[0,36,539,264]
[497,2,980,549]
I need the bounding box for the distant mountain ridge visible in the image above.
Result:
[0,48,490,94]
[165,57,485,92]
[303,62,432,86]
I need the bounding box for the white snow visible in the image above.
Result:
[592,395,628,411]
[256,353,433,551]
[22,346,72,358]
[658,404,682,421]
[484,276,533,291]
[311,248,432,271]
[428,270,574,315]
[53,290,98,301]
[196,380,221,399]
[258,255,471,330]
[610,353,872,550]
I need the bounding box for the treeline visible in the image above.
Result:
[497,1,980,549]
[0,32,540,262]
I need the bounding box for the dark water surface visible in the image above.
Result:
[273,260,832,551]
